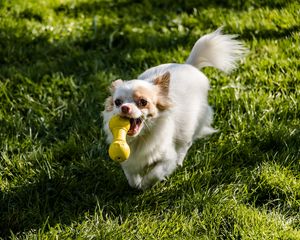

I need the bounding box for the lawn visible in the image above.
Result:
[0,0,299,239]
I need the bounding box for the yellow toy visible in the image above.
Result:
[108,115,131,162]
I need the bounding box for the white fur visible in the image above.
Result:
[102,28,245,189]
[185,28,246,73]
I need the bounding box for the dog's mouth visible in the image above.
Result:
[127,118,143,136]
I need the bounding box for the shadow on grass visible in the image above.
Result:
[0,0,299,237]
[55,0,291,16]
[241,25,300,40]
[0,155,141,237]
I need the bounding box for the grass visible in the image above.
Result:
[0,0,299,239]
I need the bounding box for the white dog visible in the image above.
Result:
[102,28,245,189]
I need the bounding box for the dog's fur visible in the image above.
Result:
[102,28,245,189]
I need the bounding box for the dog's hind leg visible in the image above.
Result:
[176,141,192,166]
[193,106,217,140]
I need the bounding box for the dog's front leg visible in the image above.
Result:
[141,150,177,190]
[123,169,143,189]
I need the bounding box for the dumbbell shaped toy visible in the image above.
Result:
[108,115,131,162]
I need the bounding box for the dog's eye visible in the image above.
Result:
[114,99,123,107]
[139,99,148,107]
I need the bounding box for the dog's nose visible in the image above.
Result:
[121,105,130,114]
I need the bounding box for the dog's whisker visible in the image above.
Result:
[140,115,152,131]
[143,121,151,131]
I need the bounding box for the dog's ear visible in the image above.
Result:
[154,71,170,96]
[154,72,172,110]
[109,79,123,93]
[104,96,114,112]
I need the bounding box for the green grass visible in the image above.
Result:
[0,0,299,239]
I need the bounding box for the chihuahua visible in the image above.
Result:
[102,28,245,189]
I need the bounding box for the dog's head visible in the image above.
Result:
[104,72,172,137]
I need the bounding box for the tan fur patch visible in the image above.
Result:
[132,86,158,117]
[132,86,154,102]
[157,95,172,111]
[104,96,114,112]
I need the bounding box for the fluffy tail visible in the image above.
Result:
[186,28,246,73]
